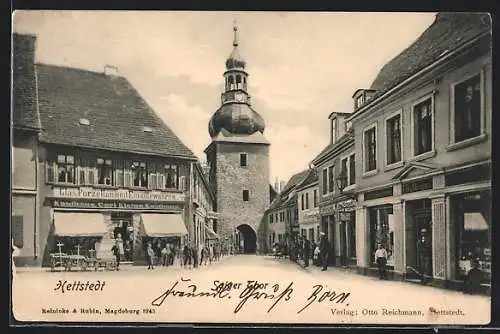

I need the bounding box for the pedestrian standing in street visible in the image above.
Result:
[169,244,176,266]
[161,245,168,267]
[146,242,155,270]
[313,243,320,266]
[201,244,208,266]
[319,232,330,271]
[374,243,388,279]
[113,233,125,271]
[183,244,190,268]
[209,244,214,264]
[303,236,311,268]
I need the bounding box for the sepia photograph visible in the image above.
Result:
[11,10,491,325]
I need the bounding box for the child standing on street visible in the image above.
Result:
[147,242,155,270]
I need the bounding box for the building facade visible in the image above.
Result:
[312,112,357,267]
[346,13,491,291]
[296,170,320,245]
[12,33,41,266]
[265,170,309,252]
[191,162,219,252]
[12,33,204,266]
[205,24,270,254]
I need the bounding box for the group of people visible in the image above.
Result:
[144,240,230,270]
[273,232,331,271]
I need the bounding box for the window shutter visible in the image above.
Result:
[78,167,86,185]
[12,215,23,248]
[114,159,124,188]
[156,173,164,190]
[88,168,96,185]
[179,176,186,191]
[46,162,55,183]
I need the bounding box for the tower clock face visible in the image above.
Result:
[235,93,244,102]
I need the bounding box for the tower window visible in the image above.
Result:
[240,153,248,167]
[236,75,242,89]
[228,76,235,90]
[243,190,249,201]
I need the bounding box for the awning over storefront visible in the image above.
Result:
[464,213,489,231]
[140,213,188,237]
[53,212,107,237]
[204,225,219,240]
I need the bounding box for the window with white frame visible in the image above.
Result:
[132,161,148,187]
[322,165,335,194]
[386,112,402,165]
[413,97,433,156]
[453,74,482,143]
[165,164,178,189]
[270,214,274,224]
[363,126,377,172]
[57,154,75,184]
[349,154,355,185]
[240,153,248,167]
[322,169,328,195]
[328,165,334,193]
[97,158,113,185]
[341,154,356,187]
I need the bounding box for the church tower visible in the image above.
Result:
[204,22,270,254]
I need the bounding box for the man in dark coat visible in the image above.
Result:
[303,236,311,268]
[319,232,330,271]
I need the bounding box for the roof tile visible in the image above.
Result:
[36,64,196,159]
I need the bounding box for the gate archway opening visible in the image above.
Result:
[236,224,257,254]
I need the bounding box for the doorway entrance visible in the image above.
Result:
[405,199,432,279]
[111,212,134,261]
[236,224,257,254]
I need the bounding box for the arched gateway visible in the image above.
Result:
[236,224,257,254]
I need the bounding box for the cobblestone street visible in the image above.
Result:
[12,254,489,325]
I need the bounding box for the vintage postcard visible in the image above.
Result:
[11,11,491,325]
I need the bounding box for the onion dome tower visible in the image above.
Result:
[204,21,270,255]
[208,22,266,138]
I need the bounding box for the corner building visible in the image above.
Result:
[347,13,491,292]
[205,25,270,253]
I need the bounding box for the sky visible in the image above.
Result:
[13,11,436,183]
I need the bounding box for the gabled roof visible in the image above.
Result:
[12,33,41,131]
[311,128,354,165]
[370,13,491,96]
[267,169,310,212]
[281,169,311,195]
[36,63,197,160]
[296,169,318,191]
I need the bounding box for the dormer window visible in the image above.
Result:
[356,95,365,108]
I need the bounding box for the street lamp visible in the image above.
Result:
[336,170,348,193]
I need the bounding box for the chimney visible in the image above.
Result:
[104,65,119,76]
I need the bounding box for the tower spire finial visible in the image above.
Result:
[232,19,239,47]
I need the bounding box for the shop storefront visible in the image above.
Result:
[319,203,336,266]
[450,190,491,285]
[336,198,357,267]
[44,186,188,266]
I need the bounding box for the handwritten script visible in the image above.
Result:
[151,278,351,314]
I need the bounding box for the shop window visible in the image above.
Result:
[12,215,23,248]
[132,161,148,188]
[240,153,248,167]
[57,154,75,184]
[413,97,433,156]
[165,164,178,189]
[386,112,402,165]
[97,158,113,185]
[369,206,394,266]
[242,189,249,201]
[453,74,482,143]
[363,126,377,172]
[454,192,491,283]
